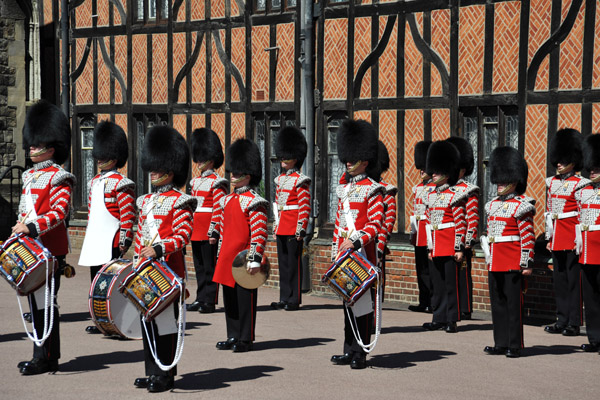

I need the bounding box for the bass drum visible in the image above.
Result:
[89,259,142,339]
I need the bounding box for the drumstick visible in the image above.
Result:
[135,232,160,269]
[19,210,32,224]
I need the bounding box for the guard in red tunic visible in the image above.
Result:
[329,119,384,370]
[447,136,479,320]
[132,126,196,393]
[12,100,75,375]
[575,134,600,353]
[375,140,397,299]
[544,129,588,336]
[270,126,311,311]
[482,146,535,358]
[423,140,467,333]
[187,128,227,314]
[213,139,268,353]
[79,121,135,334]
[409,140,434,313]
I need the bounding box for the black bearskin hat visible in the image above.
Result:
[337,119,379,180]
[426,140,461,186]
[549,128,584,171]
[490,146,528,195]
[191,128,224,169]
[141,125,189,188]
[225,138,262,187]
[583,134,600,172]
[414,140,432,171]
[23,100,71,165]
[446,136,474,177]
[92,121,128,168]
[274,126,308,169]
[378,140,390,174]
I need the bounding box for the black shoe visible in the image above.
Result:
[232,341,253,353]
[408,304,429,313]
[544,323,566,334]
[20,358,58,375]
[331,353,352,365]
[505,348,521,358]
[484,346,507,355]
[284,303,299,311]
[23,313,32,323]
[17,360,32,369]
[199,304,215,314]
[461,312,472,320]
[186,301,202,312]
[147,375,174,393]
[216,337,237,350]
[445,322,457,333]
[581,343,600,352]
[85,325,101,334]
[134,377,150,388]
[350,354,367,370]
[562,325,580,336]
[270,301,286,309]
[422,322,445,331]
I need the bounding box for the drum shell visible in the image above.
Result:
[88,259,142,339]
[321,250,378,306]
[0,235,57,296]
[119,258,182,321]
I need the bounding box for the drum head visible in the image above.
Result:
[232,250,269,289]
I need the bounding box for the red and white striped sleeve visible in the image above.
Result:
[465,193,479,247]
[248,205,268,263]
[296,182,311,237]
[208,185,227,239]
[452,203,466,251]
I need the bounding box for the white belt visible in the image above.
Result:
[549,211,578,220]
[425,222,455,250]
[429,222,455,231]
[487,235,520,243]
[195,206,212,213]
[580,224,600,232]
[575,224,600,255]
[277,205,299,211]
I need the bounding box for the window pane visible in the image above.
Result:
[149,0,156,19]
[255,120,267,201]
[272,0,282,9]
[137,0,144,19]
[136,121,146,197]
[463,116,478,188]
[287,0,297,7]
[328,120,344,223]
[482,116,499,206]
[81,124,95,206]
[256,0,266,11]
[269,121,281,204]
[505,115,519,149]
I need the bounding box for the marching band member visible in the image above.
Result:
[12,100,75,375]
[271,126,311,311]
[575,134,600,353]
[133,126,195,393]
[446,136,479,320]
[544,129,588,336]
[213,139,268,353]
[482,146,535,358]
[330,119,384,370]
[79,121,135,334]
[408,141,434,313]
[187,128,227,314]
[376,140,397,299]
[422,140,466,333]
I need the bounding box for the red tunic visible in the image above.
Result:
[454,180,479,248]
[189,170,228,241]
[134,185,196,278]
[332,173,384,264]
[485,194,536,272]
[87,171,136,248]
[412,180,436,247]
[19,160,75,256]
[213,187,268,287]
[377,181,398,254]
[273,169,311,237]
[425,184,467,257]
[575,183,600,264]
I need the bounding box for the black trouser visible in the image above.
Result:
[89,247,121,281]
[551,250,582,327]
[430,256,459,323]
[223,284,257,342]
[191,240,219,305]
[458,248,473,314]
[488,271,523,349]
[29,255,64,361]
[276,235,303,305]
[414,246,432,307]
[141,303,179,378]
[343,297,373,357]
[581,264,600,346]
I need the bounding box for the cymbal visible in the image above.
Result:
[232,250,270,289]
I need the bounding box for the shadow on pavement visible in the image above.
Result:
[369,350,456,369]
[58,349,144,373]
[176,365,284,391]
[456,322,494,332]
[381,325,428,334]
[185,321,211,331]
[253,337,335,351]
[0,331,26,343]
[61,311,93,323]
[522,344,581,357]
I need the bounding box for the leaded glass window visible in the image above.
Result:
[80,119,95,206]
[327,118,345,223]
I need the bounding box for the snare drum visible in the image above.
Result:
[89,259,142,339]
[120,258,182,321]
[322,250,379,306]
[0,234,56,296]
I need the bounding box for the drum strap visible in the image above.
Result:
[344,268,382,354]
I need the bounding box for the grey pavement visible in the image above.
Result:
[1,252,599,399]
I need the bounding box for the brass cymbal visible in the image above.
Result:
[232,250,270,289]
